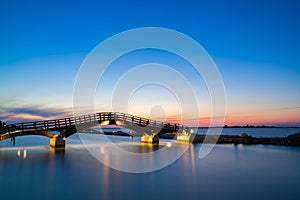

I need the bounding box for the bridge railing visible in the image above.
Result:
[112,112,182,132]
[5,118,75,132]
[3,112,186,134]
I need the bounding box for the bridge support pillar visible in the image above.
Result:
[50,135,65,148]
[141,134,159,144]
[176,129,194,143]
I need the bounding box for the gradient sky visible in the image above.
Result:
[0,0,299,126]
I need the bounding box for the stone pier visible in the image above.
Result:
[50,135,65,148]
[176,129,194,143]
[141,134,159,144]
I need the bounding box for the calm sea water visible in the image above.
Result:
[1,132,300,200]
[195,127,300,137]
[99,127,300,137]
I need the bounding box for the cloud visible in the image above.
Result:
[0,105,72,123]
[273,106,300,110]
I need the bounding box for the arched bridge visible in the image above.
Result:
[0,112,194,147]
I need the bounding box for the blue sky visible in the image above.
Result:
[0,0,299,125]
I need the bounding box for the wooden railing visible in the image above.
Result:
[2,112,186,136]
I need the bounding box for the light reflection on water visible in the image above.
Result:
[78,133,190,173]
[0,134,300,200]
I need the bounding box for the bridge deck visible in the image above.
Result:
[0,112,191,140]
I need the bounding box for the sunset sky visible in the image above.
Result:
[0,0,299,126]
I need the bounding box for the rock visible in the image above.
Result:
[287,132,300,139]
[287,132,300,145]
[241,132,249,138]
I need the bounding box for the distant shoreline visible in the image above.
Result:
[194,126,300,129]
[86,130,300,147]
[162,133,300,146]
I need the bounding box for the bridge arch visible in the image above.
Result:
[0,112,194,147]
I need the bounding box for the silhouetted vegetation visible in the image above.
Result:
[224,125,276,128]
[189,132,300,146]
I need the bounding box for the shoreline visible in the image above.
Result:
[85,130,300,146]
[162,132,300,146]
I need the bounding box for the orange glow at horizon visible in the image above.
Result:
[134,109,300,127]
[2,108,299,127]
[223,107,300,126]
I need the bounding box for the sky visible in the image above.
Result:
[0,0,299,126]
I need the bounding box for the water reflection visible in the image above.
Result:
[1,135,300,200]
[101,151,110,200]
[17,149,27,159]
[100,146,105,154]
[78,133,190,173]
[165,142,172,148]
[23,149,27,159]
[190,144,195,174]
[49,147,65,161]
[126,142,161,153]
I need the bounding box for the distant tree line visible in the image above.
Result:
[223,125,299,128]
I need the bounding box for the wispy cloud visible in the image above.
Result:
[0,105,72,123]
[272,106,300,110]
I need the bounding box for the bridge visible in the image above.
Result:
[0,112,194,147]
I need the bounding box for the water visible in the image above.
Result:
[1,133,300,200]
[98,127,300,137]
[196,127,300,137]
